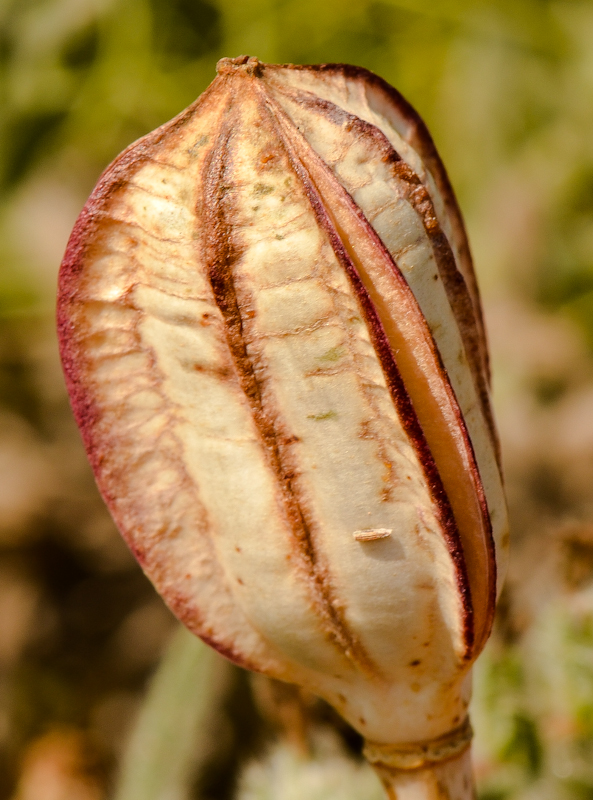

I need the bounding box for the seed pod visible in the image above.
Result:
[58,56,508,797]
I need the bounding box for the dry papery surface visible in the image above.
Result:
[58,56,508,799]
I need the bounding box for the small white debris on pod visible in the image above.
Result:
[353,529,393,542]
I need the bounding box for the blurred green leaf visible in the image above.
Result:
[114,625,228,800]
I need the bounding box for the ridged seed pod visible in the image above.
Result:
[58,56,508,799]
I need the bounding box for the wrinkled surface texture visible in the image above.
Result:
[58,57,508,746]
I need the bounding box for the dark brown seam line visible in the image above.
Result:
[324,67,497,462]
[262,92,478,656]
[57,80,266,673]
[58,80,232,452]
[265,85,499,644]
[266,81,500,468]
[268,92,496,656]
[200,106,378,677]
[275,61,489,379]
[327,228,476,653]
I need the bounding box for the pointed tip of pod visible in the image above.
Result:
[217,55,263,77]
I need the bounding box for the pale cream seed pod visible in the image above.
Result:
[58,56,508,799]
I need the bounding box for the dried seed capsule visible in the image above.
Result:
[58,55,508,795]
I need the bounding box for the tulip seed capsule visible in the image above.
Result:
[58,55,508,799]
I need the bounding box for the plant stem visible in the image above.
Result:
[371,749,475,800]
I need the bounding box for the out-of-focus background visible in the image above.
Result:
[2,0,593,798]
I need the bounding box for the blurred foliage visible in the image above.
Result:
[2,0,593,798]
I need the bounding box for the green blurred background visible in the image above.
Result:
[2,0,593,798]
